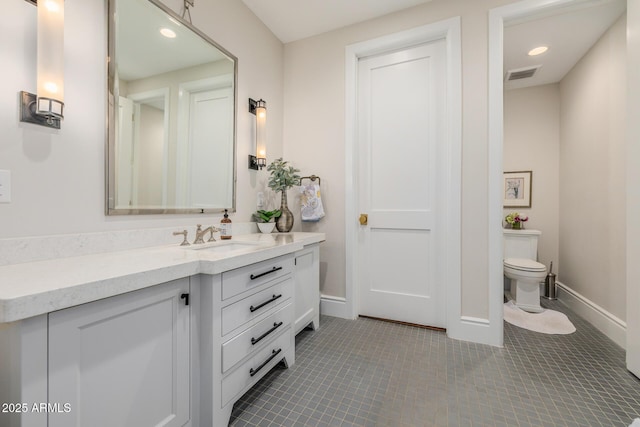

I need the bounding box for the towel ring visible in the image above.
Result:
[300,175,321,185]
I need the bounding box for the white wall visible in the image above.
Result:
[283,0,513,319]
[0,0,283,239]
[559,15,627,320]
[503,84,560,273]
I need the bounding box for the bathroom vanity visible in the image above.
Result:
[0,232,324,427]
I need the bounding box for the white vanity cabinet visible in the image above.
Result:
[200,254,296,427]
[48,278,192,427]
[294,243,321,335]
[0,278,194,427]
[0,232,325,427]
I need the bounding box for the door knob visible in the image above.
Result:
[359,214,368,225]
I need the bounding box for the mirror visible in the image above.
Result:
[107,0,237,214]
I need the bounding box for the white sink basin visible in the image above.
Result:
[186,241,261,254]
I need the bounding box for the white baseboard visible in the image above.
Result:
[556,281,626,349]
[321,284,626,350]
[320,295,351,319]
[447,316,503,347]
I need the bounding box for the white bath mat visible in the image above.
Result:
[504,300,576,334]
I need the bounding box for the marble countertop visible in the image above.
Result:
[0,232,324,323]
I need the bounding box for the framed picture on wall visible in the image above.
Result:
[503,171,532,208]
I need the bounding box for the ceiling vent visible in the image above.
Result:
[505,65,542,82]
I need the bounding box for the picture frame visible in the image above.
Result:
[503,171,532,208]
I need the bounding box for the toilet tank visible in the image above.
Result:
[503,229,541,260]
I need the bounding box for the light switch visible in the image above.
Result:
[0,170,11,203]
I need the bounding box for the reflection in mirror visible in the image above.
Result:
[107,0,237,214]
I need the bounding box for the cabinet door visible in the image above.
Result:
[294,244,320,335]
[48,279,191,427]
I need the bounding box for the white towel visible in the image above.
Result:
[300,184,325,222]
[629,419,640,427]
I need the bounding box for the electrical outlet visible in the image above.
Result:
[0,170,11,203]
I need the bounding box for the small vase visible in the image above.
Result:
[257,222,275,234]
[512,222,521,230]
[276,191,294,232]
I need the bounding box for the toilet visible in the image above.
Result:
[503,229,547,312]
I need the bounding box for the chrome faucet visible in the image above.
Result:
[193,224,220,244]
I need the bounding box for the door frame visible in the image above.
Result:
[488,0,583,349]
[345,18,462,334]
[127,88,170,206]
[488,0,634,349]
[627,0,640,379]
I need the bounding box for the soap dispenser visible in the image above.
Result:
[220,209,232,240]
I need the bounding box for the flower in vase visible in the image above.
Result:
[505,212,529,228]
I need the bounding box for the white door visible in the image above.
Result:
[357,40,446,328]
[187,88,234,208]
[294,244,321,335]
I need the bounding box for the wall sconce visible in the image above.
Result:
[20,0,65,130]
[248,98,267,170]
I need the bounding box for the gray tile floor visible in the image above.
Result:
[229,300,640,426]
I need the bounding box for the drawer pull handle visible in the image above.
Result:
[180,293,189,306]
[250,294,282,313]
[250,266,283,280]
[251,322,284,345]
[250,348,282,377]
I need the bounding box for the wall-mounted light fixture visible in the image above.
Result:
[248,98,267,170]
[20,0,65,130]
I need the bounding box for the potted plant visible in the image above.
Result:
[505,212,528,230]
[267,158,301,232]
[253,209,281,233]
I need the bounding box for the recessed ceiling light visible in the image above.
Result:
[528,46,548,56]
[160,28,177,39]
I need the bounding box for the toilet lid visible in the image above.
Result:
[504,258,546,272]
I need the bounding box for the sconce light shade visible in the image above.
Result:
[255,99,267,167]
[20,0,65,129]
[38,0,64,115]
[248,98,267,170]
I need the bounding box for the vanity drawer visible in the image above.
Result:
[222,303,292,372]
[222,255,294,300]
[221,329,291,408]
[221,277,292,336]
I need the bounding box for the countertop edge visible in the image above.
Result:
[0,232,325,323]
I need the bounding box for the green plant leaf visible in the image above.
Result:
[253,209,282,223]
[267,158,301,193]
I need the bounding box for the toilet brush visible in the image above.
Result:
[543,261,557,300]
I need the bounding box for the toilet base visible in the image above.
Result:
[507,278,544,313]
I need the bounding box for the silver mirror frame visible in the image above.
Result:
[105,0,238,215]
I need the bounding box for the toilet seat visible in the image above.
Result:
[504,258,546,272]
